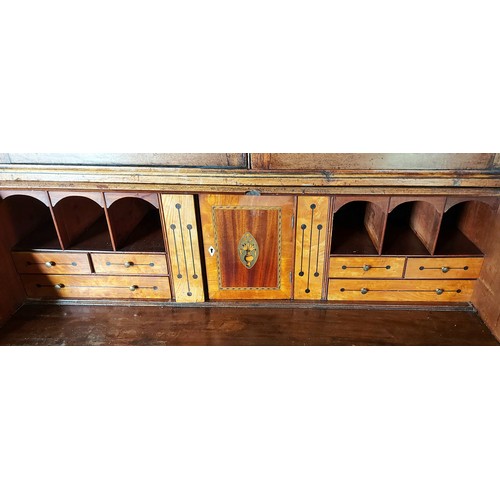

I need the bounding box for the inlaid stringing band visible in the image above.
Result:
[297,203,323,294]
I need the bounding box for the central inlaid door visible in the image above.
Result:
[199,194,295,299]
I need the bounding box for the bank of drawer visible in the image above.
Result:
[21,274,171,300]
[91,253,168,275]
[12,251,91,275]
[328,279,474,302]
[329,257,405,278]
[405,257,483,279]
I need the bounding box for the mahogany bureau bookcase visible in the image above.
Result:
[0,153,499,341]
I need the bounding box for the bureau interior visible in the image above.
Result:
[0,190,497,305]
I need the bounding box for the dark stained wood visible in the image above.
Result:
[0,194,61,250]
[50,194,112,250]
[0,304,497,346]
[408,201,443,255]
[106,196,164,252]
[251,154,495,171]
[472,205,500,339]
[0,200,26,326]
[331,202,380,255]
[7,153,247,168]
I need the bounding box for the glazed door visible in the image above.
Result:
[199,194,295,299]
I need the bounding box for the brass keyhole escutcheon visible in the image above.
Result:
[238,232,259,269]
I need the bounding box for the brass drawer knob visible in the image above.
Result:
[45,261,56,268]
[129,285,138,291]
[436,288,444,295]
[441,266,450,273]
[54,283,65,289]
[360,287,369,295]
[124,261,134,268]
[362,264,371,271]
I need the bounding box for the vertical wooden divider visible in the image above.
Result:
[161,194,205,302]
[294,196,331,300]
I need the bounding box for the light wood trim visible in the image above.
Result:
[91,253,168,275]
[12,251,92,275]
[7,153,247,168]
[49,190,105,207]
[0,190,50,206]
[294,197,330,299]
[328,279,475,301]
[21,274,171,300]
[405,257,484,279]
[0,165,499,194]
[161,194,204,303]
[329,257,405,278]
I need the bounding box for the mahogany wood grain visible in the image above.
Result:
[12,251,92,275]
[104,191,159,209]
[405,257,483,279]
[294,196,331,300]
[7,153,247,168]
[199,194,295,300]
[161,194,204,303]
[251,154,495,171]
[91,253,168,275]
[21,274,171,300]
[329,257,405,278]
[0,190,50,205]
[328,279,475,302]
[0,304,497,346]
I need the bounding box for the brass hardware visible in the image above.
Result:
[441,266,449,273]
[45,261,56,268]
[124,261,134,268]
[208,246,215,257]
[54,283,65,289]
[360,287,369,295]
[238,232,259,269]
[436,288,444,295]
[129,285,138,291]
[363,264,371,271]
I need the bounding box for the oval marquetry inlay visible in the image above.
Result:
[238,232,259,269]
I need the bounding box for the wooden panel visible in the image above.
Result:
[199,194,295,300]
[294,196,330,299]
[409,201,443,254]
[161,194,204,303]
[0,190,50,205]
[0,206,26,326]
[104,191,159,209]
[328,279,475,302]
[405,257,484,279]
[329,257,405,278]
[8,153,247,168]
[49,191,105,206]
[472,205,500,339]
[21,274,171,300]
[12,251,92,275]
[91,253,168,275]
[251,154,494,171]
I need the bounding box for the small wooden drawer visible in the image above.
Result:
[405,257,483,279]
[91,253,169,275]
[329,257,405,278]
[21,274,171,300]
[12,251,91,275]
[328,279,474,302]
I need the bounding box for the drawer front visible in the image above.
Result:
[329,257,405,278]
[405,257,483,279]
[21,274,171,300]
[328,279,474,302]
[91,253,169,275]
[12,251,91,275]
